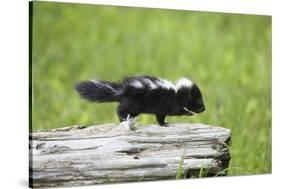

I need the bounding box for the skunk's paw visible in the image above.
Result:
[118,116,138,131]
[126,116,138,129]
[159,122,169,127]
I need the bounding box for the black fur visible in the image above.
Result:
[75,76,205,126]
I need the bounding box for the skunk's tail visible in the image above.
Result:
[74,80,123,102]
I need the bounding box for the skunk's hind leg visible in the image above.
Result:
[156,114,168,126]
[117,104,139,122]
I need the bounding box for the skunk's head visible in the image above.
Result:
[176,78,205,116]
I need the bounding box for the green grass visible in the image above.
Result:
[31,2,272,177]
[176,149,186,179]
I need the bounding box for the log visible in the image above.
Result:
[29,121,231,188]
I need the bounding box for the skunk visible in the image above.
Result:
[75,75,205,126]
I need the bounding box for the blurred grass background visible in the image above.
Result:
[31,2,271,176]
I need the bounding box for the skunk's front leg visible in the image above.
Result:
[156,114,168,126]
[117,104,138,122]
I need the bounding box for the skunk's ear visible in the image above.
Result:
[190,84,202,99]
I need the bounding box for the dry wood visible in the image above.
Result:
[29,121,231,188]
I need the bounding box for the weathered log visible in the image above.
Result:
[29,122,231,188]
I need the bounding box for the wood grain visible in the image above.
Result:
[29,122,231,188]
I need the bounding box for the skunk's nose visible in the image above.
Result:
[197,106,205,113]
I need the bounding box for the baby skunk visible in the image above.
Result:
[75,75,205,126]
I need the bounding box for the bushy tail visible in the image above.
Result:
[74,80,122,102]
